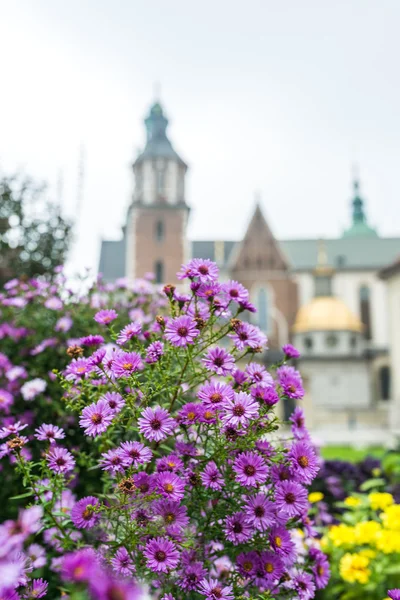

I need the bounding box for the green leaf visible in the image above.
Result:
[359,478,386,491]
[9,491,33,500]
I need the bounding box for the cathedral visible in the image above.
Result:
[99,100,400,443]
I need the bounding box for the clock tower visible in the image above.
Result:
[125,101,190,283]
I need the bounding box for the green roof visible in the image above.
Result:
[134,102,187,166]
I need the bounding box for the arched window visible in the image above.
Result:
[359,285,372,340]
[257,287,270,333]
[155,220,164,242]
[379,366,391,401]
[155,260,164,284]
[157,169,165,194]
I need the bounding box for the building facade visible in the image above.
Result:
[99,100,400,440]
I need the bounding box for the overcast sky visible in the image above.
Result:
[1,1,400,275]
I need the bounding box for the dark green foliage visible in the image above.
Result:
[0,173,72,284]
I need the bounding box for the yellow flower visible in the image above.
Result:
[339,552,371,584]
[375,529,400,553]
[308,492,324,503]
[354,520,381,545]
[381,504,400,531]
[344,496,362,508]
[369,492,394,511]
[328,524,356,547]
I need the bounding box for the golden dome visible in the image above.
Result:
[293,296,363,333]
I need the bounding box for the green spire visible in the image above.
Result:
[144,102,168,143]
[342,176,378,238]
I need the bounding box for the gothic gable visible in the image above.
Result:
[230,204,289,273]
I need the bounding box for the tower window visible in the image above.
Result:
[256,287,269,333]
[155,220,164,242]
[157,169,165,195]
[379,366,390,401]
[155,260,164,284]
[359,285,372,340]
[304,336,313,350]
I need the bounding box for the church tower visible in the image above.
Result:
[125,101,190,283]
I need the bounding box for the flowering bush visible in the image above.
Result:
[0,262,328,599]
[317,489,400,598]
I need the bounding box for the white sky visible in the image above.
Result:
[1,0,400,276]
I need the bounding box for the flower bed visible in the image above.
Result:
[0,263,328,598]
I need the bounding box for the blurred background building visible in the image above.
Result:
[99,100,400,442]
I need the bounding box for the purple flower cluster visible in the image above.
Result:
[0,261,327,599]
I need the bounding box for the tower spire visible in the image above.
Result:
[342,168,378,238]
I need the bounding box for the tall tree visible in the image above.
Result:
[0,174,73,284]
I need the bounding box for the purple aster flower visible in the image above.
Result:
[80,334,104,346]
[282,343,300,359]
[111,350,143,378]
[201,461,224,491]
[119,441,152,467]
[189,258,219,282]
[312,554,330,589]
[388,591,400,600]
[156,453,184,472]
[197,381,234,407]
[276,365,305,399]
[271,463,292,483]
[250,383,280,407]
[94,309,118,325]
[138,406,175,442]
[269,526,295,559]
[101,391,125,414]
[221,392,259,428]
[87,347,107,367]
[222,280,249,303]
[100,448,125,473]
[34,423,65,444]
[61,549,99,582]
[55,315,73,332]
[47,447,75,474]
[65,358,92,382]
[196,281,222,301]
[23,578,48,598]
[79,399,114,437]
[202,347,235,376]
[157,472,185,501]
[144,537,180,573]
[178,561,207,591]
[145,341,164,363]
[229,322,267,351]
[198,578,234,600]
[177,402,201,425]
[289,441,319,484]
[161,595,176,600]
[71,496,100,529]
[224,511,253,545]
[233,451,268,487]
[133,472,156,496]
[152,499,189,530]
[236,551,259,577]
[45,296,63,310]
[164,315,200,347]
[27,544,46,569]
[117,322,142,345]
[20,378,46,401]
[291,569,316,600]
[245,362,273,384]
[259,551,285,582]
[275,480,309,518]
[89,575,140,600]
[110,547,135,577]
[244,493,275,531]
[0,421,28,438]
[0,389,14,411]
[289,407,310,440]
